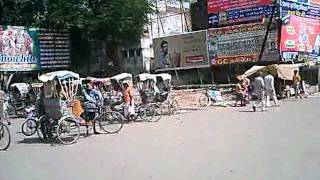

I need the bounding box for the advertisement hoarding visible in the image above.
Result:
[0,26,40,71]
[280,15,320,56]
[208,0,273,27]
[0,26,70,71]
[208,23,279,65]
[153,30,208,70]
[39,29,70,69]
[286,0,320,6]
[281,0,320,19]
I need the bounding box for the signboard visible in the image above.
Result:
[0,26,40,71]
[39,29,70,69]
[0,26,70,71]
[286,0,320,6]
[153,30,208,70]
[208,0,273,27]
[281,0,320,19]
[280,15,320,56]
[208,23,279,65]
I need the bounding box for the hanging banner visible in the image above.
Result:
[281,0,320,19]
[39,29,70,69]
[0,26,40,71]
[208,0,273,27]
[208,23,279,65]
[152,30,209,70]
[280,15,320,56]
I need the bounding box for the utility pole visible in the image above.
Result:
[258,0,277,63]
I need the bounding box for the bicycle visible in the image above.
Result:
[0,120,10,151]
[199,88,223,107]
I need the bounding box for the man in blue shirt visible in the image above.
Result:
[82,83,103,134]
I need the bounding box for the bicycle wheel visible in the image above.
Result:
[57,116,80,145]
[99,111,124,133]
[0,123,11,150]
[168,98,179,115]
[152,104,163,122]
[142,104,156,122]
[21,118,38,136]
[199,94,210,107]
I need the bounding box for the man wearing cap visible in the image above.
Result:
[123,81,135,120]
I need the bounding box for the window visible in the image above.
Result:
[129,49,135,57]
[136,48,142,57]
[122,50,128,58]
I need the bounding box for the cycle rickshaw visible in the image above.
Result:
[21,72,124,143]
[0,90,11,150]
[155,73,179,115]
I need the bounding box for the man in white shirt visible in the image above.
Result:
[264,70,279,107]
[252,71,265,112]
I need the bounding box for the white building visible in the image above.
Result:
[119,0,191,74]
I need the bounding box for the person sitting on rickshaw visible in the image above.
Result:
[82,83,103,134]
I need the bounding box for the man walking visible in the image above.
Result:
[252,71,265,112]
[264,70,279,107]
[293,70,302,99]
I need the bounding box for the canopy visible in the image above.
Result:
[241,64,303,80]
[137,73,157,82]
[84,77,111,85]
[241,66,266,78]
[10,83,29,94]
[155,73,172,81]
[39,70,80,82]
[111,73,132,82]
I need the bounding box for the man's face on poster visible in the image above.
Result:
[161,41,168,55]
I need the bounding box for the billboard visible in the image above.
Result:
[39,29,70,69]
[0,26,40,71]
[286,0,320,6]
[208,23,279,65]
[281,0,320,19]
[208,0,273,27]
[153,30,208,70]
[280,15,320,56]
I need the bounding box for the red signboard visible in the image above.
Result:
[311,0,320,6]
[280,15,320,55]
[208,0,272,14]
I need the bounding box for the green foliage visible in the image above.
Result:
[0,0,153,42]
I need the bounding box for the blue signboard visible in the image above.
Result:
[281,0,320,19]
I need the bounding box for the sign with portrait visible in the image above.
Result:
[0,26,40,71]
[152,30,209,70]
[280,15,320,56]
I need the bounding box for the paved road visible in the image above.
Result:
[1,96,320,180]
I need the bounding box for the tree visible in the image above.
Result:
[0,0,154,73]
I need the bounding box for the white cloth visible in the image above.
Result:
[266,89,278,107]
[264,74,275,90]
[124,102,135,117]
[253,76,265,95]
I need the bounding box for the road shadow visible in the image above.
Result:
[17,137,59,146]
[239,110,255,113]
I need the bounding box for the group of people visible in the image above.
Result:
[36,80,135,137]
[235,69,304,112]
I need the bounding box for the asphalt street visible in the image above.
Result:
[1,96,320,180]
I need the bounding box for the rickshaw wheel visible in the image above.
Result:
[57,116,80,145]
[142,104,156,122]
[199,94,210,107]
[168,99,179,115]
[152,104,163,122]
[21,118,38,136]
[99,111,124,133]
[0,123,11,151]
